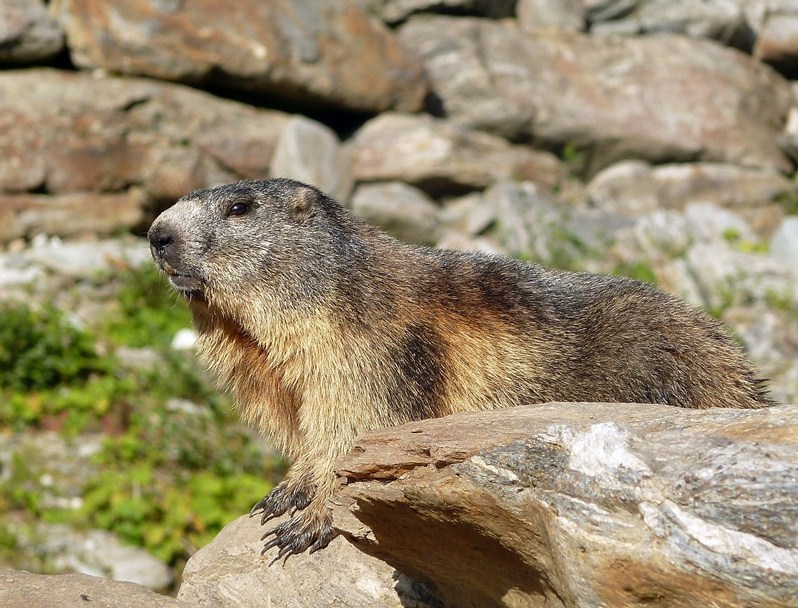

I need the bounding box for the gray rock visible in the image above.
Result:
[518,0,585,32]
[616,210,692,258]
[484,181,559,259]
[658,257,706,307]
[0,253,46,292]
[779,104,798,160]
[0,433,154,583]
[587,0,750,47]
[0,0,64,64]
[399,17,793,173]
[0,432,101,510]
[177,514,441,607]
[724,304,798,404]
[588,161,794,234]
[483,181,585,265]
[0,568,188,608]
[435,230,503,254]
[686,243,796,310]
[364,0,516,23]
[334,403,798,608]
[350,182,441,244]
[439,191,497,236]
[352,113,565,195]
[15,237,151,279]
[585,160,660,216]
[583,0,638,23]
[170,328,198,351]
[115,346,162,370]
[53,0,426,113]
[268,116,352,203]
[480,180,632,267]
[754,7,798,70]
[32,524,173,591]
[651,163,795,213]
[770,215,798,264]
[683,202,756,244]
[0,190,146,244]
[0,68,291,202]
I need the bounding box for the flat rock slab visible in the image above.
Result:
[0,68,291,198]
[334,402,798,608]
[0,568,187,608]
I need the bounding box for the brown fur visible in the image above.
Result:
[148,178,772,559]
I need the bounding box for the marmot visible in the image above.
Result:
[148,178,772,560]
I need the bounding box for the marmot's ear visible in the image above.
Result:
[290,186,316,221]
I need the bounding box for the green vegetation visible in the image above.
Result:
[611,260,658,285]
[0,302,108,393]
[546,226,593,272]
[721,227,768,254]
[560,141,587,176]
[775,190,798,216]
[0,265,283,572]
[765,289,798,320]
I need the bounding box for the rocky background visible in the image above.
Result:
[2,0,798,603]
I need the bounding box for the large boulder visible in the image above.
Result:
[177,513,441,607]
[585,0,751,47]
[363,0,517,24]
[52,0,426,113]
[267,115,353,203]
[586,161,794,233]
[517,0,585,33]
[0,568,188,608]
[0,68,295,241]
[0,0,64,65]
[352,113,566,196]
[0,191,146,243]
[754,6,798,72]
[398,17,793,173]
[350,182,442,244]
[333,402,798,608]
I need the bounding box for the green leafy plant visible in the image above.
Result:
[0,264,284,574]
[0,302,107,393]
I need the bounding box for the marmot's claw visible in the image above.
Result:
[250,480,313,525]
[260,508,334,562]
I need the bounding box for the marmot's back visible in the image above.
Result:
[148,178,772,558]
[374,247,772,415]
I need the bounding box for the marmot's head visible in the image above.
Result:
[148,178,358,312]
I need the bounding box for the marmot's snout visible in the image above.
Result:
[148,215,206,297]
[147,220,175,266]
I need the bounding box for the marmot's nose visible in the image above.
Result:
[147,221,175,260]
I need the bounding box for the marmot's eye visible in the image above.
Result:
[227,202,249,217]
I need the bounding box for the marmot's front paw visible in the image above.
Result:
[249,479,313,525]
[261,504,334,562]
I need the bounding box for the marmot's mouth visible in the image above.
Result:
[169,274,206,299]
